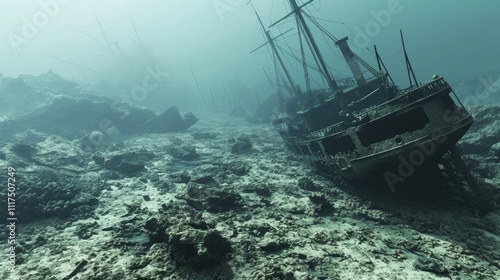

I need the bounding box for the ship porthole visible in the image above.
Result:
[395,136,403,145]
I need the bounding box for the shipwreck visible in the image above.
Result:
[252,0,494,212]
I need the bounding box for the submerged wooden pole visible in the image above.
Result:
[190,66,207,107]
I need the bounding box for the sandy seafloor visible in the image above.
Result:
[1,113,499,280]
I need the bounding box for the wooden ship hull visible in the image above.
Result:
[252,0,477,192]
[280,78,473,186]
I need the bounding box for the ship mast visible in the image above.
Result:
[282,0,339,93]
[251,4,299,97]
[92,10,116,61]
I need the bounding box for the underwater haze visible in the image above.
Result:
[1,1,500,279]
[0,0,499,110]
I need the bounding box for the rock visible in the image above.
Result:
[92,152,105,165]
[308,193,335,215]
[128,257,150,270]
[480,210,500,235]
[0,97,147,139]
[170,171,191,183]
[144,206,231,270]
[260,239,289,252]
[144,217,169,244]
[10,143,37,159]
[460,105,500,154]
[226,161,250,176]
[193,175,217,186]
[103,151,145,174]
[489,142,500,157]
[255,185,272,197]
[413,257,449,275]
[75,222,99,239]
[141,107,199,133]
[0,77,32,95]
[180,171,191,183]
[298,177,319,191]
[170,231,231,269]
[46,77,81,95]
[0,77,48,120]
[33,135,86,167]
[312,231,331,244]
[250,263,294,280]
[457,69,500,106]
[0,96,198,140]
[75,130,108,151]
[8,136,85,169]
[231,135,252,154]
[14,129,49,144]
[248,225,271,237]
[156,180,173,193]
[183,183,243,213]
[12,167,100,222]
[168,145,199,161]
[22,70,81,94]
[146,171,159,182]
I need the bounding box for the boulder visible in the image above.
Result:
[7,136,85,169]
[102,151,145,174]
[32,135,86,168]
[308,193,335,215]
[489,142,500,157]
[144,205,232,270]
[0,77,48,120]
[182,183,243,213]
[170,231,231,269]
[0,95,198,140]
[141,107,198,133]
[168,145,199,161]
[460,105,500,154]
[231,135,252,154]
[480,210,500,235]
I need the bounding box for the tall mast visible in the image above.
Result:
[93,10,116,61]
[297,20,311,92]
[190,66,207,107]
[129,12,148,55]
[251,5,298,97]
[400,30,418,87]
[287,0,338,92]
[50,56,101,73]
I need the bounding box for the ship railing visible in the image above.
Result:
[290,78,450,145]
[356,77,450,119]
[399,77,449,96]
[290,121,346,144]
[337,77,356,88]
